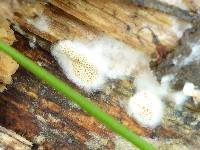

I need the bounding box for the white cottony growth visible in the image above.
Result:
[134,70,168,98]
[128,90,164,128]
[51,36,148,91]
[183,82,195,96]
[51,35,192,128]
[182,82,200,103]
[161,74,175,90]
[29,36,37,49]
[171,91,189,106]
[51,40,106,91]
[128,69,167,128]
[87,36,149,79]
[51,36,167,128]
[27,15,50,32]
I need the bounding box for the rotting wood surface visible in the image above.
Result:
[0,33,151,149]
[1,0,200,149]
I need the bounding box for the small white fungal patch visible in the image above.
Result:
[161,74,175,90]
[182,82,200,104]
[88,36,149,79]
[171,91,189,106]
[134,70,168,98]
[27,15,50,32]
[183,82,195,96]
[29,36,37,49]
[128,90,164,128]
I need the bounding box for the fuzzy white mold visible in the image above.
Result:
[128,90,164,128]
[27,15,50,32]
[134,70,168,98]
[161,74,175,90]
[51,36,147,91]
[51,40,106,91]
[171,91,189,106]
[89,37,149,79]
[182,82,200,104]
[183,82,195,96]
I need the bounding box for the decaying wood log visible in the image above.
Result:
[1,32,199,149]
[0,33,153,149]
[1,0,200,149]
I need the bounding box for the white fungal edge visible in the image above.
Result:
[50,36,148,91]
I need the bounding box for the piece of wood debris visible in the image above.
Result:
[0,18,19,92]
[0,126,32,150]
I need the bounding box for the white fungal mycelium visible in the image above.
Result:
[90,36,149,79]
[171,91,189,106]
[183,82,195,96]
[134,70,169,98]
[161,74,175,90]
[51,35,167,128]
[127,69,168,128]
[127,90,164,128]
[51,36,148,91]
[27,15,50,32]
[182,82,200,104]
[51,40,106,91]
[51,34,193,128]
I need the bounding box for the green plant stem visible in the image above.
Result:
[0,40,157,150]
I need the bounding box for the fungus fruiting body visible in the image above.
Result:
[51,36,148,91]
[51,40,106,91]
[128,90,164,128]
